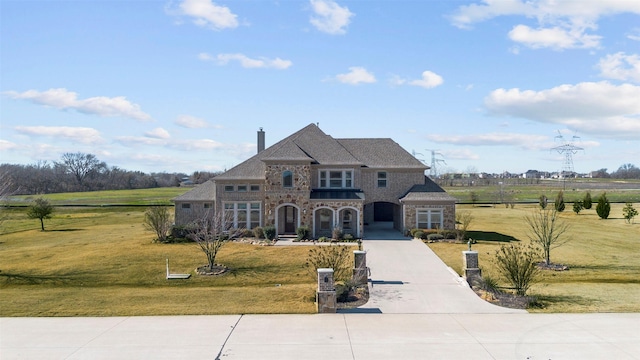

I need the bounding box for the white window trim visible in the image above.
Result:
[318,169,354,189]
[416,208,444,229]
[223,202,262,229]
[377,171,388,188]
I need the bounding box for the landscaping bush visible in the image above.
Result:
[554,191,565,212]
[296,225,310,240]
[263,225,276,240]
[332,227,343,240]
[572,201,584,215]
[427,233,444,241]
[343,233,354,241]
[305,244,351,281]
[623,202,638,224]
[583,191,593,209]
[413,230,424,239]
[318,236,329,242]
[539,195,548,209]
[253,226,264,239]
[494,242,539,296]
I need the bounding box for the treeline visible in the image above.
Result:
[1,152,220,195]
[590,164,640,179]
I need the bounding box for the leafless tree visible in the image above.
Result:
[524,209,569,266]
[186,209,243,271]
[58,152,105,188]
[143,206,173,242]
[455,211,473,241]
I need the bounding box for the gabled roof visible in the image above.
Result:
[400,176,457,202]
[173,180,216,201]
[215,123,426,180]
[338,138,427,169]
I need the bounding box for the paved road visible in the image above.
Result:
[3,314,639,359]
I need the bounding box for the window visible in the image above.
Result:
[224,185,234,192]
[181,203,191,209]
[224,202,262,230]
[342,210,353,230]
[377,172,387,188]
[417,209,443,229]
[250,185,260,191]
[204,203,212,209]
[237,185,247,192]
[319,208,332,230]
[283,171,293,188]
[319,170,353,188]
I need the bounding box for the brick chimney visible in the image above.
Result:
[257,127,265,153]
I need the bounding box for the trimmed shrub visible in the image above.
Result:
[427,233,444,241]
[495,242,540,296]
[572,201,584,215]
[263,225,276,240]
[253,226,264,239]
[539,195,548,209]
[414,230,424,239]
[554,191,565,212]
[332,227,343,240]
[296,226,310,240]
[343,233,354,241]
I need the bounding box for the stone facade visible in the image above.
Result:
[402,203,456,232]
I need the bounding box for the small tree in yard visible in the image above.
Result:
[525,209,569,266]
[539,195,548,209]
[554,191,565,212]
[27,197,54,231]
[187,210,242,272]
[143,206,173,242]
[596,193,611,219]
[455,211,473,241]
[623,202,638,224]
[583,192,592,209]
[572,201,584,215]
[470,191,479,207]
[494,242,539,296]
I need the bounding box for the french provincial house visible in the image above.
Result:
[173,123,456,238]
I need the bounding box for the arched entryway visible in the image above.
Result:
[313,207,335,238]
[275,204,300,236]
[338,206,360,238]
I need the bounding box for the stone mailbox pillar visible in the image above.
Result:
[316,268,336,313]
[353,250,367,285]
[463,250,481,283]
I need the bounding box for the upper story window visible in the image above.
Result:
[224,185,234,192]
[250,185,260,191]
[283,171,293,188]
[377,171,387,188]
[319,170,353,188]
[237,185,247,192]
[204,203,213,209]
[181,203,191,209]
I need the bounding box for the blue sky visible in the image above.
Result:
[1,0,639,175]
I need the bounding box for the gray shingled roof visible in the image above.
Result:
[400,176,456,202]
[173,180,216,201]
[338,138,427,169]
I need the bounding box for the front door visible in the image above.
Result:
[284,206,296,234]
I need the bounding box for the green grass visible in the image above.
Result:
[443,178,640,203]
[0,207,318,316]
[5,187,192,206]
[428,203,640,312]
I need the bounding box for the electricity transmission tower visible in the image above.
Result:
[426,149,446,178]
[551,131,583,178]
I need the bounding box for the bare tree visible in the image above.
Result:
[143,206,173,242]
[58,152,103,188]
[186,209,243,272]
[455,211,473,241]
[524,209,569,266]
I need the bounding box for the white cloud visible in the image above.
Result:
[442,149,481,161]
[199,53,292,69]
[450,0,640,50]
[485,81,640,139]
[508,24,601,50]
[409,71,444,89]
[175,114,209,128]
[0,139,18,151]
[309,0,354,35]
[426,132,550,150]
[115,136,166,146]
[14,126,103,144]
[145,128,171,139]
[4,88,151,121]
[597,52,640,83]
[334,67,376,85]
[175,0,238,30]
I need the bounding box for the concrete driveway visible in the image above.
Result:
[354,222,524,314]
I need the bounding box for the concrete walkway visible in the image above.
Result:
[354,238,524,314]
[3,314,639,359]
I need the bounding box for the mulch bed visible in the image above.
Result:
[196,264,229,276]
[337,285,370,310]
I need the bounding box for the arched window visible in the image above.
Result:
[283,170,293,188]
